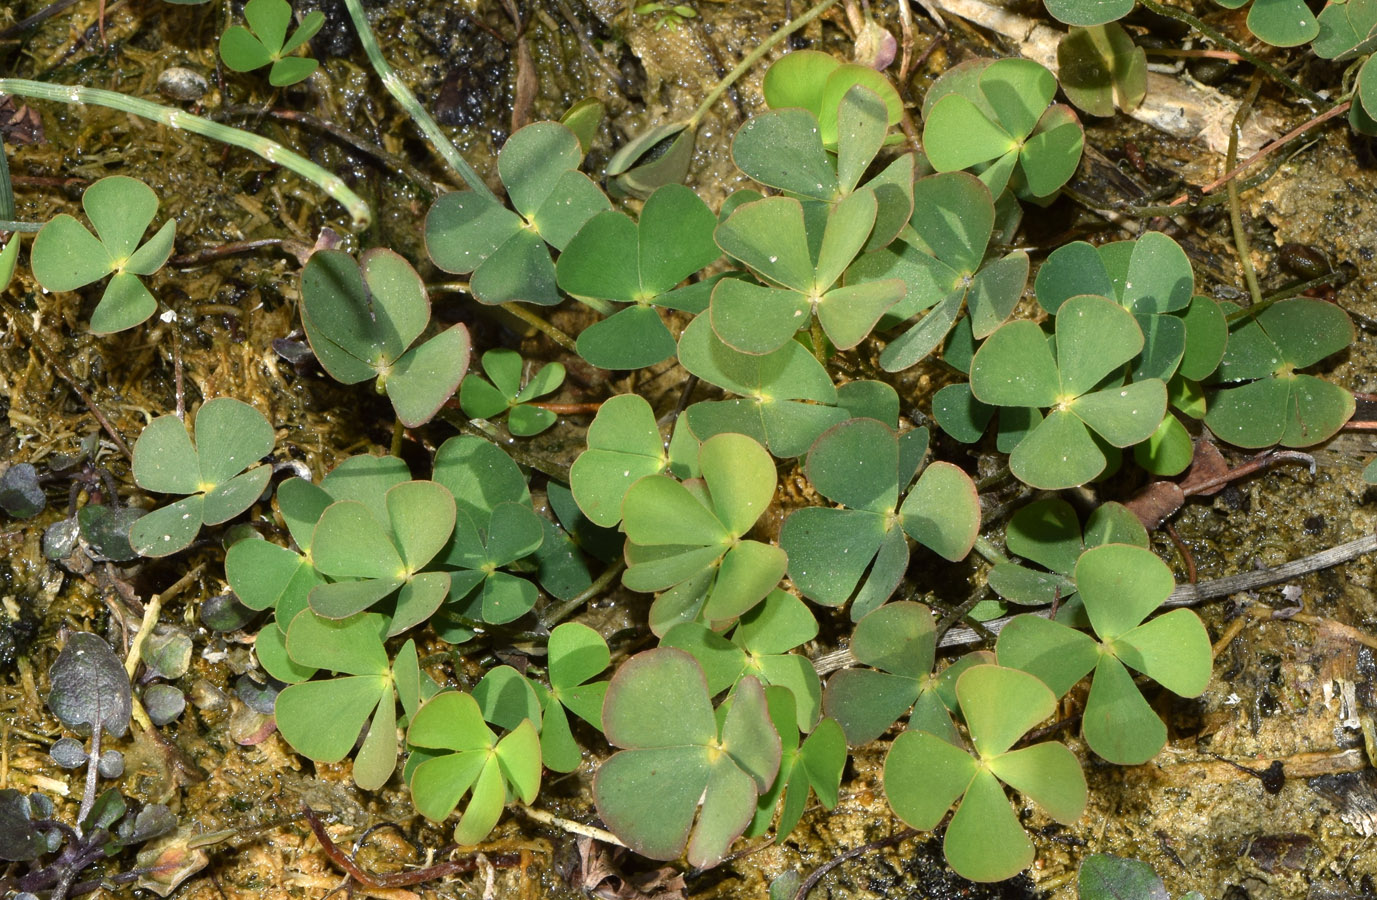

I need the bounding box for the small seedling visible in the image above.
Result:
[995,544,1212,764]
[621,432,787,633]
[405,690,541,844]
[594,649,780,867]
[459,349,566,436]
[426,122,609,306]
[218,0,325,87]
[634,2,697,30]
[922,58,1084,201]
[30,175,175,333]
[781,419,980,621]
[128,398,275,557]
[300,248,472,428]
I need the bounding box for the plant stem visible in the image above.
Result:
[685,0,841,129]
[542,559,626,628]
[1228,76,1265,307]
[0,79,371,229]
[339,0,497,202]
[0,219,42,232]
[1194,97,1352,199]
[971,533,1009,566]
[500,302,580,352]
[1134,0,1323,103]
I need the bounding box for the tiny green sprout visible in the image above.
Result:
[760,49,903,149]
[746,687,845,843]
[594,648,780,867]
[531,623,610,772]
[781,420,979,621]
[307,480,455,635]
[823,601,994,746]
[300,248,472,428]
[557,184,721,369]
[218,0,325,87]
[883,665,1088,882]
[969,294,1168,489]
[405,690,541,845]
[1205,298,1355,448]
[30,175,175,333]
[988,497,1148,610]
[1057,24,1147,117]
[676,315,848,457]
[129,397,274,557]
[426,122,610,306]
[621,432,787,634]
[850,172,1029,373]
[1078,854,1207,900]
[1214,0,1319,47]
[459,348,566,436]
[922,58,1084,201]
[432,436,546,627]
[711,191,906,356]
[274,611,422,791]
[662,588,822,732]
[569,394,668,528]
[995,544,1212,764]
[634,2,697,30]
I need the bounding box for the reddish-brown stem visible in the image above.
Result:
[1341,421,1377,431]
[1164,521,1198,584]
[1182,450,1315,498]
[1145,48,1244,60]
[1169,101,1352,207]
[301,805,522,889]
[528,401,603,414]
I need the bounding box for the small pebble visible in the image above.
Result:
[156,67,208,103]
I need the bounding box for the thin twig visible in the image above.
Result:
[792,828,918,900]
[516,805,625,846]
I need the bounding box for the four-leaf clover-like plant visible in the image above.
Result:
[995,544,1213,764]
[970,294,1167,489]
[781,420,980,621]
[593,648,780,868]
[883,665,1088,882]
[621,432,787,634]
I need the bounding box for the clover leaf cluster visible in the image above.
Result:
[57,18,1353,889]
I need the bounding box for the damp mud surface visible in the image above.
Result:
[3,1,1377,898]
